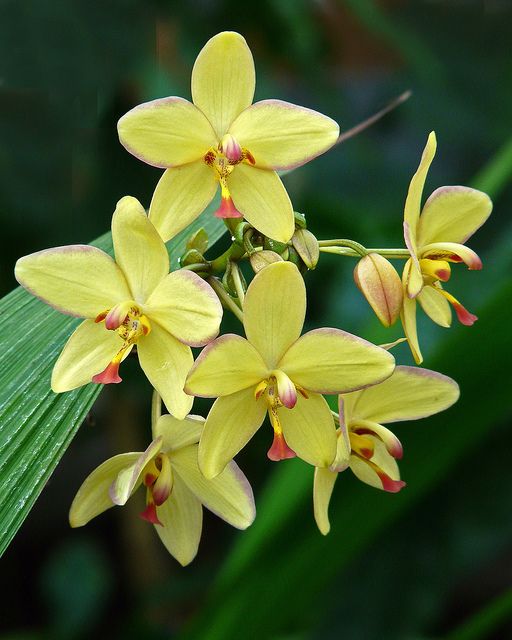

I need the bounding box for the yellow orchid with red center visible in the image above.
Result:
[401,132,492,363]
[117,31,339,244]
[15,196,222,419]
[69,408,255,566]
[185,261,395,479]
[313,365,459,534]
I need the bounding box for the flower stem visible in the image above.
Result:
[151,389,162,427]
[208,276,244,323]
[319,245,410,259]
[231,262,245,307]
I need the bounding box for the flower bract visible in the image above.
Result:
[400,132,492,363]
[185,261,395,479]
[117,31,340,244]
[69,410,255,566]
[15,196,222,418]
[313,365,460,534]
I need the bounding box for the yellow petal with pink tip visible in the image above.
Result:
[137,322,194,420]
[349,437,403,492]
[117,97,216,168]
[112,196,170,303]
[15,245,130,319]
[228,163,295,243]
[278,328,395,394]
[51,319,126,392]
[154,474,203,566]
[418,185,492,246]
[277,392,337,468]
[313,467,338,536]
[185,334,268,397]
[229,99,339,171]
[170,445,255,529]
[149,161,218,243]
[198,388,267,479]
[69,452,141,527]
[191,31,255,139]
[421,241,482,270]
[243,261,306,369]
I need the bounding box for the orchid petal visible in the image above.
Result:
[278,328,395,394]
[403,232,424,299]
[137,323,193,420]
[154,474,203,566]
[149,162,218,243]
[403,131,437,252]
[400,270,423,364]
[15,245,130,318]
[51,320,124,392]
[170,445,255,529]
[343,365,459,425]
[146,270,222,347]
[153,414,204,451]
[417,285,452,327]
[228,164,294,243]
[421,242,482,270]
[112,196,169,303]
[350,437,402,491]
[277,392,337,468]
[313,467,338,535]
[191,31,255,139]
[243,262,306,369]
[69,452,141,527]
[185,334,268,397]
[198,388,267,479]
[117,97,216,168]
[418,186,492,246]
[229,99,339,170]
[110,437,163,505]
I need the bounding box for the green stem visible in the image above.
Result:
[210,243,246,273]
[318,238,367,256]
[180,263,210,273]
[208,277,244,323]
[319,246,410,259]
[151,390,162,427]
[231,263,245,307]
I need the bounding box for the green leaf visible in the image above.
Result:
[0,201,225,558]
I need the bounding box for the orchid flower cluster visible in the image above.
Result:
[14,32,492,565]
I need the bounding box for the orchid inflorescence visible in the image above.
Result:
[14,32,491,565]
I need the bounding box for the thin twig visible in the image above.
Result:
[208,276,244,323]
[336,90,412,145]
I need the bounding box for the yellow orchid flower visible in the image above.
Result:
[400,132,492,363]
[185,261,395,479]
[14,196,222,419]
[69,409,255,566]
[117,31,339,244]
[314,365,459,535]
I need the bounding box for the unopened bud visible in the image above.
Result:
[292,228,319,270]
[186,228,209,255]
[354,253,403,327]
[250,250,283,273]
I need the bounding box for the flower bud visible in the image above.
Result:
[354,253,403,327]
[250,250,284,273]
[292,228,319,270]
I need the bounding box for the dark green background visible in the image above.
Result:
[1,1,511,639]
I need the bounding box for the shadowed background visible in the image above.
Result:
[1,1,512,639]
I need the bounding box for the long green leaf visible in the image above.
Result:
[0,204,226,558]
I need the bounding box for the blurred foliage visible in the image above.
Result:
[1,1,512,639]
